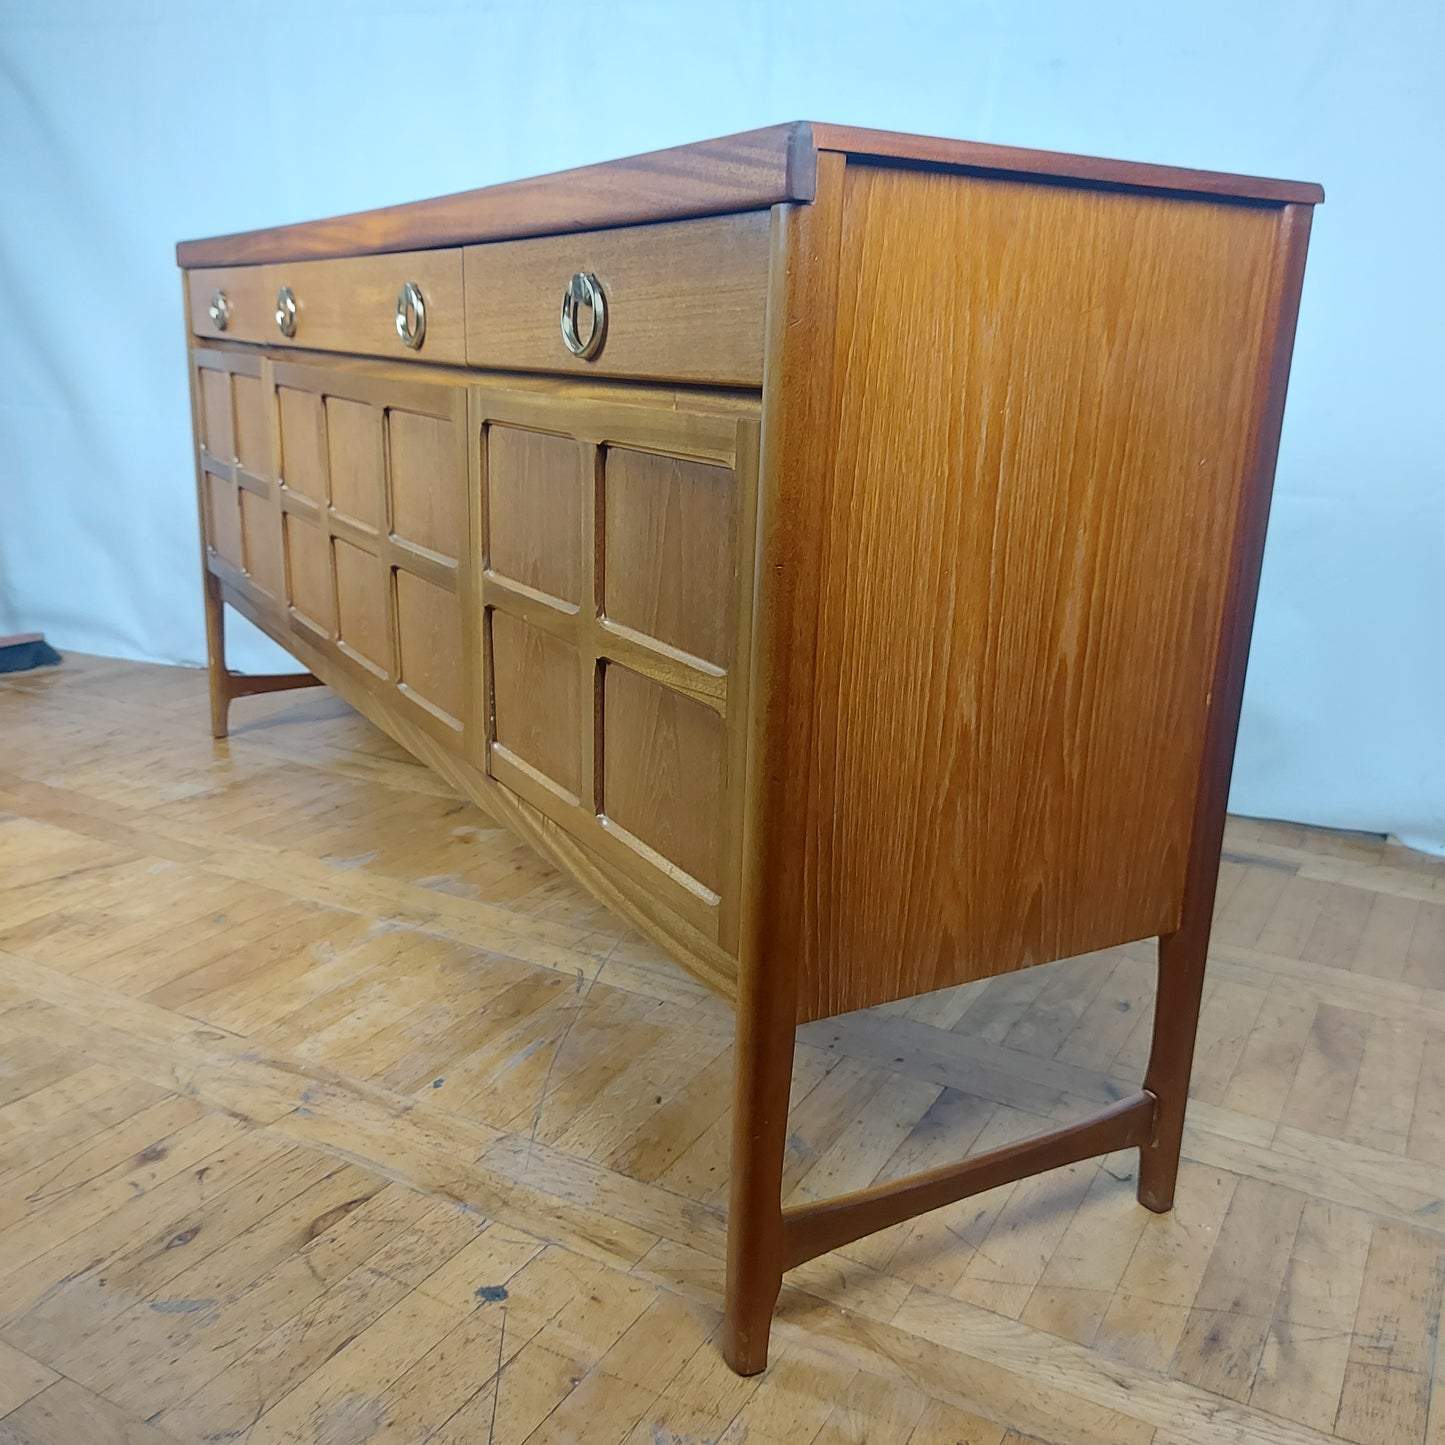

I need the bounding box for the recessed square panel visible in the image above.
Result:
[486,425,582,604]
[278,387,326,502]
[397,571,464,731]
[603,447,736,666]
[240,490,283,600]
[334,539,388,675]
[199,368,232,461]
[391,409,462,559]
[603,664,725,894]
[490,610,581,800]
[206,475,242,570]
[233,374,270,477]
[326,397,383,530]
[284,516,333,633]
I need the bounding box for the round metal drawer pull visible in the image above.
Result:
[559,272,606,360]
[274,286,298,338]
[208,290,230,332]
[395,281,426,350]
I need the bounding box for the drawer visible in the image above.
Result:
[188,266,272,344]
[464,212,771,387]
[189,250,466,365]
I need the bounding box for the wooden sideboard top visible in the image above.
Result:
[175,121,1324,268]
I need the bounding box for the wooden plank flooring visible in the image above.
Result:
[0,653,1442,1444]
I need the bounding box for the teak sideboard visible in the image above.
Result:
[176,122,1322,1373]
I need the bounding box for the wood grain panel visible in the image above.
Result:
[277,387,327,503]
[485,425,583,605]
[602,447,736,668]
[232,374,270,477]
[396,572,464,732]
[205,474,242,571]
[490,610,582,801]
[271,357,473,749]
[326,397,383,531]
[176,121,1318,269]
[809,124,1324,205]
[186,264,271,342]
[284,516,334,635]
[464,213,770,386]
[262,249,465,364]
[177,124,814,266]
[334,538,388,676]
[789,164,1281,1021]
[390,409,463,559]
[199,368,232,461]
[604,664,726,895]
[240,490,283,602]
[721,170,848,1374]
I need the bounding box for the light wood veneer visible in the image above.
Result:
[464,212,771,384]
[190,250,466,363]
[178,124,1321,1374]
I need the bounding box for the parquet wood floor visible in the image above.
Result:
[0,654,1441,1444]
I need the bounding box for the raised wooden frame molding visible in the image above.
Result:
[469,384,761,952]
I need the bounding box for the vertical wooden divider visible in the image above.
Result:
[724,153,848,1374]
[464,386,489,771]
[581,438,602,818]
[1138,201,1317,1211]
[380,404,402,684]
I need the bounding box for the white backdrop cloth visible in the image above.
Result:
[1,0,1441,852]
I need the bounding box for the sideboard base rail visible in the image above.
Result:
[779,1089,1158,1272]
[723,910,1207,1377]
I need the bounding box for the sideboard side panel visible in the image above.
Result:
[794,162,1291,1021]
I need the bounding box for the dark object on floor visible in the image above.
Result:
[0,634,63,674]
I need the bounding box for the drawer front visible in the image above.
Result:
[188,266,272,344]
[189,251,466,365]
[264,250,466,364]
[464,212,771,386]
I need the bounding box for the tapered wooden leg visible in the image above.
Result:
[1137,922,1210,1212]
[723,957,796,1375]
[1134,210,1315,1210]
[203,572,231,740]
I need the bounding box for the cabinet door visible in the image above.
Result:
[192,349,285,623]
[271,359,473,752]
[477,383,758,947]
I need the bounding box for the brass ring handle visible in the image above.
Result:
[208,291,230,332]
[275,286,298,338]
[395,281,426,350]
[559,272,606,360]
